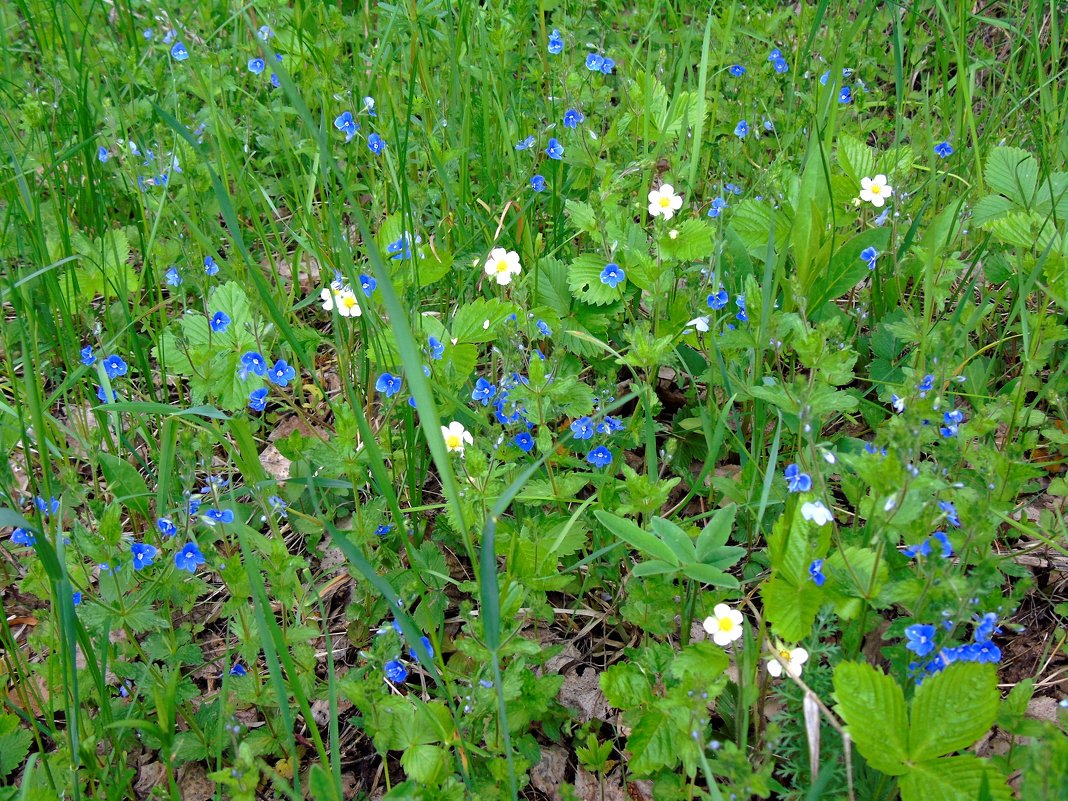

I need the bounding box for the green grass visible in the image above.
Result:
[0,1,1066,800]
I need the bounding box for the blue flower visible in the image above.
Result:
[229,662,248,677]
[130,542,157,571]
[530,174,547,192]
[367,133,385,154]
[11,527,35,546]
[410,636,434,664]
[258,24,274,40]
[934,141,954,158]
[248,58,265,75]
[97,146,109,163]
[600,263,625,288]
[571,417,595,440]
[376,372,403,398]
[384,659,408,683]
[164,266,181,287]
[938,500,961,527]
[768,48,782,61]
[80,346,96,366]
[248,388,268,412]
[72,591,82,605]
[514,432,534,452]
[515,135,536,151]
[784,463,812,493]
[918,374,935,395]
[175,542,206,572]
[932,530,953,558]
[96,385,117,403]
[860,246,879,270]
[708,197,728,218]
[428,337,445,360]
[103,355,128,379]
[270,73,280,88]
[204,256,219,275]
[597,415,625,434]
[974,612,1000,643]
[375,524,393,536]
[971,640,1001,663]
[157,518,177,538]
[363,96,376,116]
[585,53,605,71]
[268,495,288,518]
[238,352,267,380]
[563,109,585,129]
[170,41,189,61]
[772,58,789,74]
[600,57,615,75]
[188,498,201,516]
[707,289,728,310]
[536,320,552,337]
[144,29,153,39]
[838,86,852,104]
[820,70,832,86]
[387,232,419,260]
[210,311,231,332]
[734,120,749,139]
[471,377,496,405]
[545,137,564,160]
[729,65,746,77]
[724,183,742,195]
[587,446,613,468]
[905,624,937,657]
[359,274,376,297]
[334,112,359,142]
[808,559,826,586]
[268,359,296,387]
[903,539,932,559]
[548,29,564,55]
[202,508,235,526]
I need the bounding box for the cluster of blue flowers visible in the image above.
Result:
[379,618,436,684]
[905,610,1003,680]
[335,99,385,154]
[238,352,297,410]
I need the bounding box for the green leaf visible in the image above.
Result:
[909,662,999,761]
[985,146,1039,206]
[668,641,729,682]
[760,576,821,642]
[832,662,910,775]
[899,755,1012,801]
[837,135,876,185]
[568,253,623,306]
[649,517,697,563]
[0,714,32,778]
[600,662,654,708]
[680,562,739,588]
[565,199,599,235]
[695,505,736,561]
[659,219,714,261]
[807,227,891,316]
[400,744,449,785]
[450,298,518,343]
[626,703,691,776]
[632,559,683,577]
[594,510,680,566]
[729,199,791,256]
[97,452,151,519]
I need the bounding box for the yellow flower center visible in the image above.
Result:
[779,649,791,660]
[495,260,510,273]
[343,296,358,309]
[659,196,671,208]
[718,618,735,632]
[446,434,461,449]
[870,184,883,196]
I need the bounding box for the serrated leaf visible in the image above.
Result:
[400,744,449,785]
[832,662,909,775]
[669,641,729,681]
[971,195,1015,228]
[626,703,691,776]
[909,662,999,761]
[760,576,822,642]
[600,662,653,708]
[0,714,32,778]
[729,199,791,256]
[568,254,622,306]
[985,146,1038,206]
[565,199,599,235]
[899,755,1012,801]
[660,219,714,261]
[450,298,517,343]
[837,135,876,184]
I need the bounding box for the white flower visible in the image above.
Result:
[321,286,362,317]
[702,603,744,646]
[441,421,473,455]
[484,247,522,286]
[859,174,893,208]
[647,184,683,220]
[668,229,679,240]
[801,500,834,527]
[686,316,710,333]
[767,642,809,678]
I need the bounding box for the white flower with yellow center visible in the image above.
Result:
[321,286,362,317]
[441,421,473,456]
[859,174,893,208]
[702,603,744,646]
[767,642,809,678]
[647,184,683,220]
[484,247,522,286]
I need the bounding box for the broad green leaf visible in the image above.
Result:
[696,505,737,561]
[600,662,654,708]
[807,227,891,316]
[837,135,875,185]
[631,559,681,577]
[660,219,714,262]
[668,641,729,682]
[400,744,449,785]
[97,453,151,518]
[450,298,518,343]
[649,517,697,563]
[680,562,739,588]
[825,546,887,600]
[832,662,910,775]
[0,714,32,778]
[760,576,821,642]
[626,703,691,776]
[899,755,1012,801]
[985,146,1038,207]
[729,199,791,256]
[569,253,623,306]
[594,510,680,566]
[909,662,999,761]
[565,199,599,235]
